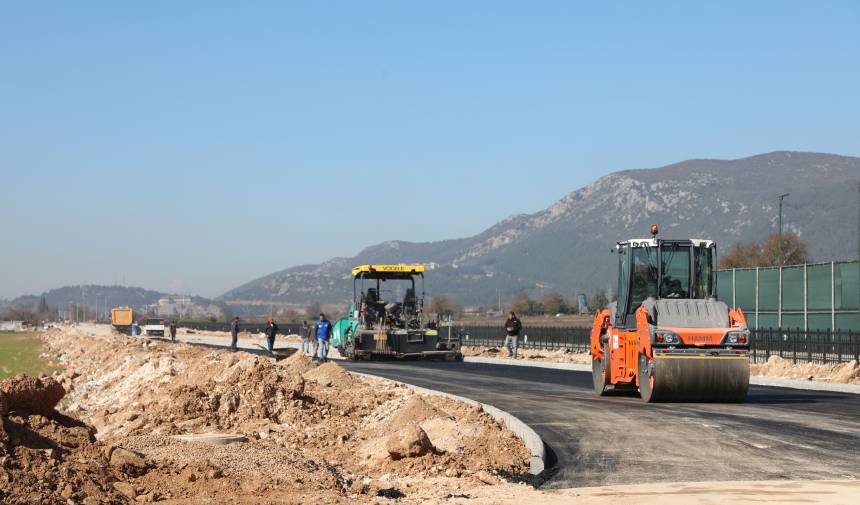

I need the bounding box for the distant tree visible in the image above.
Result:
[509,292,544,316]
[564,296,579,315]
[541,292,566,315]
[588,289,609,312]
[719,233,810,269]
[508,293,531,315]
[428,295,463,319]
[305,302,323,318]
[37,296,49,314]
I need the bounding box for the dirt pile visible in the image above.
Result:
[751,356,860,384]
[37,327,531,503]
[0,375,130,505]
[461,345,591,364]
[0,375,66,415]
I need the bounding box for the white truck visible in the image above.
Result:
[141,318,166,337]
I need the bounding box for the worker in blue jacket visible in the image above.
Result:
[315,313,333,363]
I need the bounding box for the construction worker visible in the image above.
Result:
[264,317,278,353]
[169,320,177,342]
[315,313,333,363]
[131,321,140,336]
[230,316,240,352]
[503,311,522,359]
[299,320,310,354]
[309,319,319,357]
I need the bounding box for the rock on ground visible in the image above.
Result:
[386,424,433,460]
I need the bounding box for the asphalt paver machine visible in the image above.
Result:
[331,264,462,360]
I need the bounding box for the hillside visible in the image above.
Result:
[10,285,215,315]
[221,151,860,306]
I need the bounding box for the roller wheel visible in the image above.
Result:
[592,341,611,396]
[638,353,657,402]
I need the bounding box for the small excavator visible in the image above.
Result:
[591,225,750,402]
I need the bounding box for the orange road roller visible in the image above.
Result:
[591,225,750,402]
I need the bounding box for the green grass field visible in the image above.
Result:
[0,331,58,380]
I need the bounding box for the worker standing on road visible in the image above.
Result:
[503,311,522,359]
[315,313,333,363]
[299,321,310,354]
[265,317,278,353]
[169,320,177,343]
[230,316,240,352]
[309,319,319,357]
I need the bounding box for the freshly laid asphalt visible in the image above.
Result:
[339,359,860,489]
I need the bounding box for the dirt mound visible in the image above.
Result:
[461,345,591,364]
[167,358,305,430]
[388,395,449,427]
[0,377,133,505]
[36,326,532,503]
[278,349,315,375]
[0,375,65,416]
[751,356,860,384]
[303,362,353,388]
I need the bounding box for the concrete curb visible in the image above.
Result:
[350,371,547,477]
[464,356,860,395]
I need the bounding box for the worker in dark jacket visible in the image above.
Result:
[315,313,333,363]
[230,316,240,352]
[265,317,278,353]
[169,320,177,343]
[503,311,522,358]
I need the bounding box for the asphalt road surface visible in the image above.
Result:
[340,359,860,489]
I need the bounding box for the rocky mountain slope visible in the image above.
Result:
[221,151,860,305]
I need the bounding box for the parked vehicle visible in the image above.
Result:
[141,318,166,337]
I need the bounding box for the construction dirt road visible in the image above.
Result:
[3,325,857,504]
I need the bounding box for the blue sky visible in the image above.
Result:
[2,1,859,299]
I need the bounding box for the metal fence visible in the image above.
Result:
[178,320,860,364]
[178,321,302,335]
[750,327,860,364]
[716,261,860,332]
[453,324,591,352]
[454,324,860,364]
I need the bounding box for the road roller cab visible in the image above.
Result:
[591,226,751,402]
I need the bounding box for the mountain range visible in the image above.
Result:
[218,152,860,306]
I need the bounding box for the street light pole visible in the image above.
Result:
[777,193,790,266]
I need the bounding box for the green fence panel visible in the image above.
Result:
[806,264,832,311]
[781,266,804,311]
[758,269,780,311]
[716,271,733,303]
[735,269,757,312]
[836,262,859,311]
[806,314,832,331]
[781,314,804,329]
[835,313,860,332]
[757,314,778,329]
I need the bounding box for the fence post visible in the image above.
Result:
[792,327,797,364]
[778,267,783,329]
[755,267,760,330]
[831,261,836,331]
[833,328,839,364]
[803,264,808,333]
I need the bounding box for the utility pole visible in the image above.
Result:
[777,193,790,266]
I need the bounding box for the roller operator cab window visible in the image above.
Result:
[694,245,714,299]
[629,246,658,315]
[660,244,691,298]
